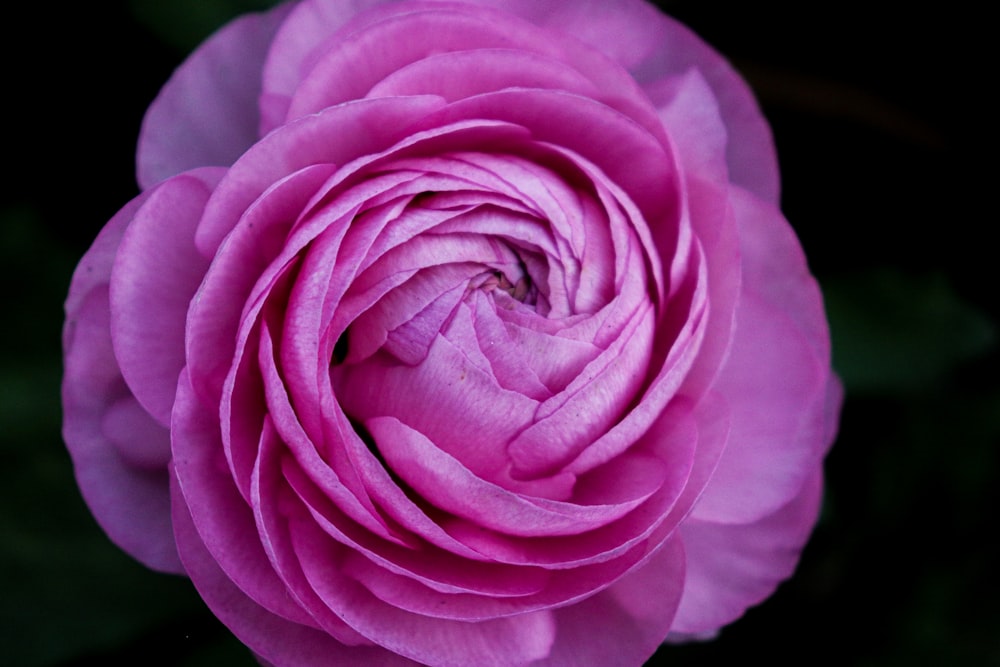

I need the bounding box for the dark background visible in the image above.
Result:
[2,2,995,665]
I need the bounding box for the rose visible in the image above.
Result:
[62,0,841,664]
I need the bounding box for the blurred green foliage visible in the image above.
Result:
[127,0,281,53]
[825,269,995,395]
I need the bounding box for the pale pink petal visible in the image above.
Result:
[634,13,780,203]
[63,288,180,573]
[136,3,294,188]
[672,470,824,633]
[536,536,685,666]
[692,188,833,524]
[62,192,181,573]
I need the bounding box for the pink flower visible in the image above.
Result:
[62,1,841,665]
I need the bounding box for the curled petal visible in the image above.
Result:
[111,168,225,425]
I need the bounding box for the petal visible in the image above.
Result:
[193,94,447,257]
[507,303,656,479]
[171,369,319,628]
[333,326,538,483]
[259,0,393,131]
[367,416,666,537]
[101,395,172,470]
[111,168,224,425]
[366,48,603,102]
[692,188,833,523]
[136,3,294,188]
[416,88,678,227]
[661,68,743,398]
[536,535,685,666]
[270,2,665,144]
[62,192,181,573]
[672,470,824,633]
[290,515,558,667]
[633,13,780,203]
[170,471,417,667]
[63,288,181,573]
[464,0,668,71]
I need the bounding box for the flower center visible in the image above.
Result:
[475,270,533,304]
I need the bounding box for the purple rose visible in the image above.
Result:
[62,1,841,664]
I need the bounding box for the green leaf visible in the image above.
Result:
[823,268,995,395]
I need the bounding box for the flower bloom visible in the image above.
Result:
[62,1,841,665]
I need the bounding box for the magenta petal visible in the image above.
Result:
[473,0,669,70]
[111,168,224,425]
[102,395,172,470]
[655,69,729,195]
[192,94,447,257]
[507,303,656,478]
[692,188,833,524]
[62,192,181,573]
[259,0,394,131]
[171,370,318,628]
[366,48,602,102]
[63,287,180,573]
[419,88,677,226]
[672,470,824,633]
[333,327,539,482]
[290,516,558,666]
[368,416,664,537]
[136,3,294,188]
[635,15,780,203]
[538,536,685,666]
[170,474,417,667]
[692,288,827,524]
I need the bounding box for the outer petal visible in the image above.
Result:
[671,470,824,633]
[692,187,834,524]
[444,0,779,202]
[170,470,420,667]
[62,193,182,573]
[136,2,294,188]
[635,17,780,203]
[465,0,670,71]
[259,0,393,130]
[111,167,225,425]
[534,536,685,666]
